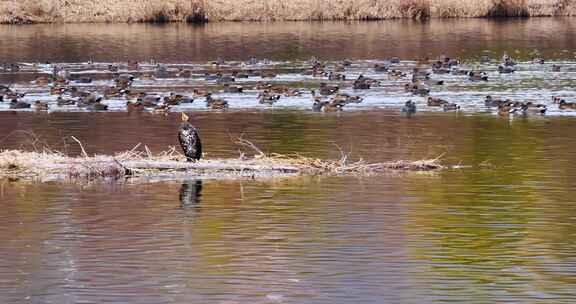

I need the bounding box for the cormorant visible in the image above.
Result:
[178,112,202,162]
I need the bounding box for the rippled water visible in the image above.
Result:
[2,19,576,303]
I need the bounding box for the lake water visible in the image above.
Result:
[2,19,576,303]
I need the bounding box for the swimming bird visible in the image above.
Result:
[258,91,281,105]
[442,102,460,111]
[559,100,576,110]
[353,75,371,89]
[427,97,448,107]
[319,83,339,95]
[205,94,228,109]
[468,71,488,81]
[33,100,49,111]
[485,95,508,107]
[401,100,416,115]
[498,65,515,74]
[9,99,31,109]
[178,112,202,162]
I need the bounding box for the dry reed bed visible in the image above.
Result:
[0,146,443,182]
[1,0,575,23]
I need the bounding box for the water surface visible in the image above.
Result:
[1,18,576,62]
[2,19,576,303]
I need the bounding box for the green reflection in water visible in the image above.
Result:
[406,116,576,300]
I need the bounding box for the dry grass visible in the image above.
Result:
[0,0,575,23]
[0,144,443,182]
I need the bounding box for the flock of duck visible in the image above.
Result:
[1,53,575,117]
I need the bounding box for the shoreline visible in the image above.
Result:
[1,0,575,24]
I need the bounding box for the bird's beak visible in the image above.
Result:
[181,112,189,122]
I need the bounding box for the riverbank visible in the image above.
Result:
[1,0,574,24]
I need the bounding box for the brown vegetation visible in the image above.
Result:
[0,0,575,24]
[0,143,443,182]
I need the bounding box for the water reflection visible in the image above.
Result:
[1,18,576,62]
[179,180,203,208]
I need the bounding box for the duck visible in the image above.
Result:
[50,86,66,95]
[484,95,508,107]
[498,65,515,74]
[73,76,92,84]
[163,93,189,106]
[154,65,170,78]
[205,94,228,109]
[232,71,249,78]
[353,75,371,90]
[1,63,20,72]
[310,90,332,112]
[328,72,345,81]
[468,71,488,81]
[193,88,211,98]
[442,102,460,111]
[212,57,226,66]
[339,59,353,67]
[115,73,135,84]
[69,87,90,98]
[312,100,326,112]
[412,67,430,81]
[86,102,108,111]
[321,101,344,112]
[139,72,155,80]
[374,63,390,72]
[35,76,51,85]
[333,93,363,104]
[283,88,302,97]
[127,60,139,70]
[222,83,243,93]
[401,100,416,115]
[5,91,25,99]
[108,64,120,72]
[520,103,547,114]
[137,95,161,107]
[260,71,277,78]
[404,83,430,96]
[121,89,146,100]
[559,100,576,110]
[56,96,76,106]
[33,100,49,111]
[319,83,339,95]
[216,74,235,84]
[0,85,11,94]
[126,101,146,112]
[497,104,517,117]
[502,53,516,66]
[177,69,192,78]
[532,57,545,64]
[480,55,491,64]
[388,69,407,79]
[552,96,565,104]
[258,91,281,105]
[77,94,102,107]
[427,97,448,107]
[552,65,561,72]
[151,104,171,115]
[9,99,31,109]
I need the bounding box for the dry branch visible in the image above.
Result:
[0,147,444,182]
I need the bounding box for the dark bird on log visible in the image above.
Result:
[178,112,202,162]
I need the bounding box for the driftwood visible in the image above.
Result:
[0,149,444,182]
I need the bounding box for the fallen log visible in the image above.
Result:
[0,149,444,182]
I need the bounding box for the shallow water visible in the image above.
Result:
[2,19,576,303]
